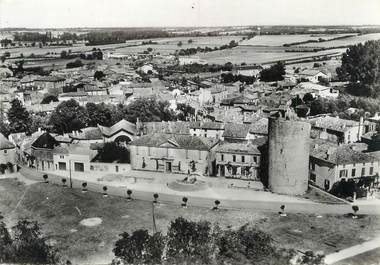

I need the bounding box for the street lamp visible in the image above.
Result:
[69,159,73,188]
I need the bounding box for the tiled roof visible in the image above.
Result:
[299,69,326,76]
[190,121,225,130]
[31,132,59,150]
[69,127,103,140]
[98,119,136,137]
[309,116,359,133]
[141,121,191,135]
[310,140,374,165]
[248,118,268,135]
[215,141,260,155]
[0,133,15,150]
[35,76,65,82]
[129,133,219,151]
[223,123,251,139]
[53,143,92,156]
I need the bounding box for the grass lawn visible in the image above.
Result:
[1,178,379,264]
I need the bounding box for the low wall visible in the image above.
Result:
[308,183,350,204]
[89,162,130,174]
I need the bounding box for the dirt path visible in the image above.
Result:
[325,236,380,264]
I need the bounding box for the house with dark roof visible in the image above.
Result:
[0,133,16,171]
[309,139,379,191]
[129,133,219,175]
[189,121,225,139]
[298,69,330,83]
[34,76,65,94]
[98,119,136,144]
[215,139,265,180]
[31,132,60,171]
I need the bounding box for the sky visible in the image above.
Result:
[0,0,380,28]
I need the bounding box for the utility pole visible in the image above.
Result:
[152,202,157,234]
[69,159,73,188]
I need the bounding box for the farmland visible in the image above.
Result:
[240,33,357,46]
[298,33,380,48]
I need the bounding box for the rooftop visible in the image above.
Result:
[308,116,359,133]
[129,133,219,151]
[215,140,261,155]
[98,119,136,137]
[0,133,15,150]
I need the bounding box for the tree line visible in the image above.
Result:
[112,216,324,265]
[0,98,195,136]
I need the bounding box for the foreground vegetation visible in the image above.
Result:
[0,178,379,264]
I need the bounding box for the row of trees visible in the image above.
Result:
[112,217,323,265]
[337,40,380,97]
[221,72,256,84]
[176,40,239,56]
[0,98,195,136]
[0,216,60,264]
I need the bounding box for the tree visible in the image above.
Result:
[176,103,195,121]
[66,59,83,69]
[153,193,159,203]
[337,40,380,96]
[0,214,13,263]
[123,98,176,123]
[41,94,58,104]
[11,219,59,264]
[260,61,286,82]
[96,142,130,163]
[166,217,215,264]
[177,41,183,47]
[85,102,113,127]
[214,200,220,210]
[182,197,188,207]
[127,189,132,200]
[43,174,48,183]
[49,99,88,134]
[0,119,10,138]
[352,205,359,216]
[29,114,50,134]
[113,230,164,264]
[94,70,105,80]
[82,182,87,192]
[7,99,30,133]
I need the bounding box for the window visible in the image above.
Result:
[204,134,207,137]
[361,167,365,176]
[253,156,257,163]
[90,165,94,171]
[148,147,151,156]
[339,170,347,178]
[198,150,202,160]
[58,162,66,171]
[136,146,139,155]
[311,163,315,171]
[221,154,224,161]
[185,150,189,159]
[4,150,7,154]
[241,156,245,163]
[178,161,181,171]
[60,155,64,159]
[370,167,374,175]
[74,162,84,172]
[351,168,356,177]
[233,155,236,162]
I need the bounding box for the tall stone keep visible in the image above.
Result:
[268,117,311,195]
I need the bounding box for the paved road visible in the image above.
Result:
[325,236,380,264]
[18,168,380,215]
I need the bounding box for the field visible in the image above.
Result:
[299,33,380,48]
[1,176,380,264]
[240,34,357,46]
[197,46,345,65]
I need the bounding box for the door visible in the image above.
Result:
[166,162,172,172]
[220,165,225,177]
[324,179,330,191]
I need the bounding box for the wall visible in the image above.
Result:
[190,128,224,139]
[268,117,311,195]
[0,148,16,165]
[130,145,209,175]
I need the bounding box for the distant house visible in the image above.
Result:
[298,69,329,83]
[0,133,16,172]
[292,82,339,99]
[98,119,137,144]
[129,133,219,175]
[53,143,97,172]
[34,76,65,94]
[222,119,268,142]
[31,132,60,171]
[215,140,264,180]
[138,121,191,136]
[190,122,225,139]
[310,140,378,191]
[308,116,376,144]
[178,57,208,66]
